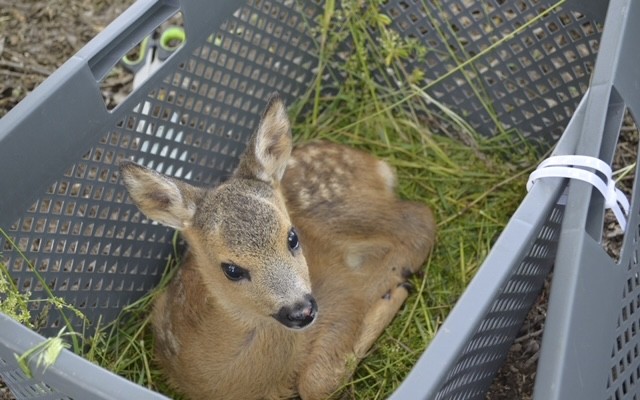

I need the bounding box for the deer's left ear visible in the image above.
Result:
[235,93,293,185]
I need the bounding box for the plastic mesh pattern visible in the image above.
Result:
[607,245,640,400]
[607,163,640,399]
[381,0,602,143]
[0,0,323,338]
[435,203,564,400]
[0,357,68,400]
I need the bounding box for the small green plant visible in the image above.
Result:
[0,256,32,328]
[15,327,76,379]
[0,228,88,353]
[1,230,93,381]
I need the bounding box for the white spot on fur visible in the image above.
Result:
[346,252,364,269]
[166,329,181,354]
[157,317,181,356]
[377,160,396,191]
[298,188,311,208]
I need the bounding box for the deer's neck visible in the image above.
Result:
[203,296,303,398]
[169,262,305,397]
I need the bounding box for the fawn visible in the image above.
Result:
[119,93,436,400]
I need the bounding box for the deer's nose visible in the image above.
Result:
[273,294,317,329]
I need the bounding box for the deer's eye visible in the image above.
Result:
[288,227,300,253]
[221,263,250,281]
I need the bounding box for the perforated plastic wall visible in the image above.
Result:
[0,357,66,400]
[607,130,640,400]
[435,203,563,400]
[608,228,640,400]
[382,0,602,142]
[530,0,640,398]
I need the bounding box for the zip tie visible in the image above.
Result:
[527,155,630,232]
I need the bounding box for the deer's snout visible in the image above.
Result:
[273,294,317,330]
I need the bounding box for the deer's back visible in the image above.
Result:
[283,141,436,312]
[283,142,397,221]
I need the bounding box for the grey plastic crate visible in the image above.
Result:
[533,0,640,399]
[0,0,613,399]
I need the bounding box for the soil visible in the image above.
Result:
[0,0,134,117]
[0,1,633,400]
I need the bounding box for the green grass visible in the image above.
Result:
[0,255,32,328]
[0,0,562,398]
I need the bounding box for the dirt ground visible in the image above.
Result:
[0,0,134,117]
[0,1,631,400]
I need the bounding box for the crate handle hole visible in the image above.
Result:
[97,10,185,111]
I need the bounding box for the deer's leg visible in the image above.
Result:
[353,283,410,358]
[296,284,411,400]
[296,321,360,400]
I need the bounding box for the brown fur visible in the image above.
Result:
[119,93,436,400]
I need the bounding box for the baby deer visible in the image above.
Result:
[119,94,436,400]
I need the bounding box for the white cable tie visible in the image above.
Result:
[527,155,630,232]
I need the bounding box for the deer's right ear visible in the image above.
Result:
[119,161,201,230]
[235,93,293,185]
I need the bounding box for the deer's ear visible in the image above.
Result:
[235,93,292,185]
[119,161,202,230]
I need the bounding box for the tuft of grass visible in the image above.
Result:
[0,229,88,353]
[0,256,32,328]
[15,327,75,379]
